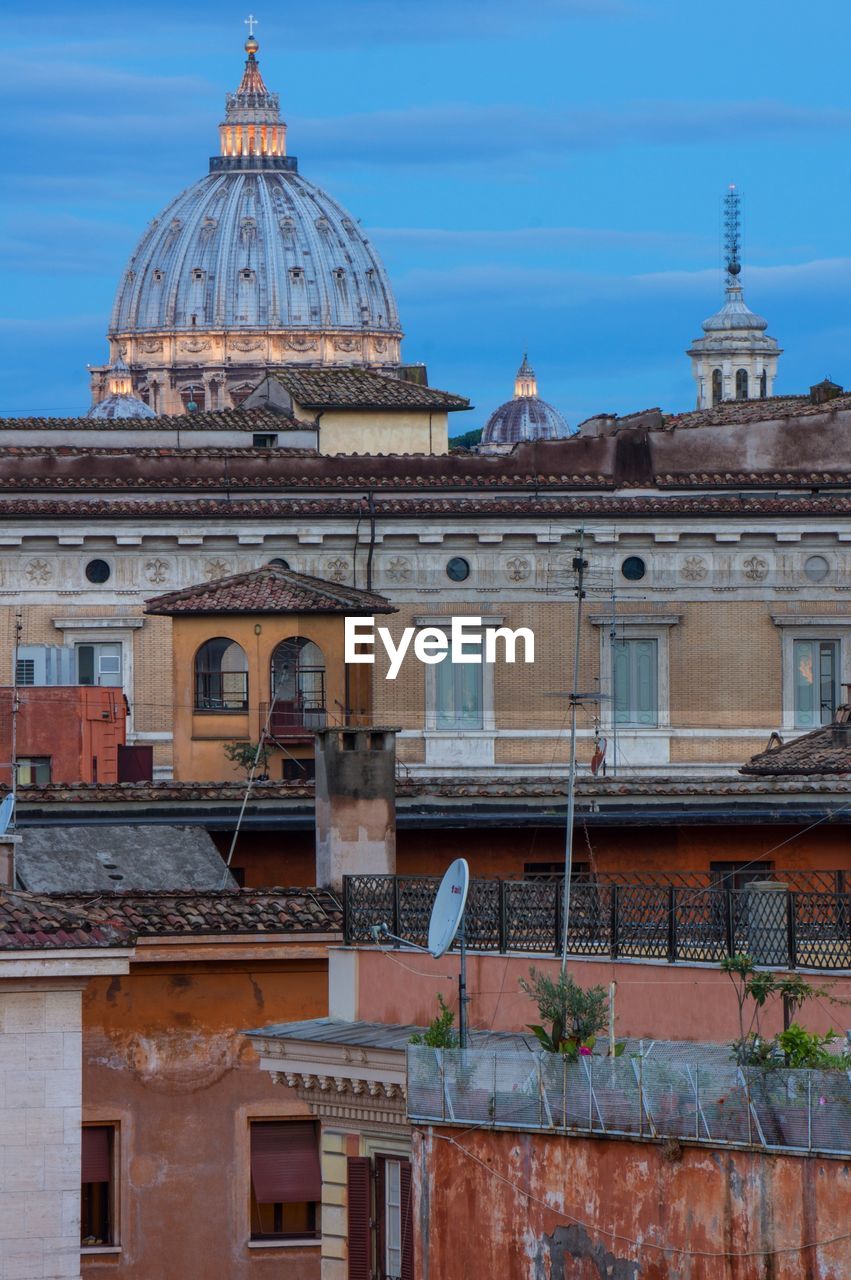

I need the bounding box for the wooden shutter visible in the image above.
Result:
[399,1159,414,1280]
[612,641,630,725]
[250,1121,321,1204]
[347,1156,372,1280]
[81,1126,110,1184]
[794,639,816,727]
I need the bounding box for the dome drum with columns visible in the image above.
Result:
[90,31,403,416]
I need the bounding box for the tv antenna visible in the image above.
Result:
[371,857,471,1046]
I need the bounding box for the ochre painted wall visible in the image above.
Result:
[169,612,371,782]
[81,954,328,1280]
[316,409,449,456]
[416,1127,851,1280]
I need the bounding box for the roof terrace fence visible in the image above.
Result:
[343,875,851,971]
[406,1043,851,1157]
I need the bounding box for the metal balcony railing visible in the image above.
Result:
[343,875,851,971]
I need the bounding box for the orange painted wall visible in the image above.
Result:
[169,613,372,782]
[81,953,328,1280]
[0,685,126,786]
[346,947,851,1041]
[416,1127,851,1280]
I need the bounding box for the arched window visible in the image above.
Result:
[270,638,326,734]
[735,368,749,400]
[711,369,722,406]
[195,638,248,711]
[759,370,767,399]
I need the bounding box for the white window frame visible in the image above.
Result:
[414,615,500,769]
[593,615,678,733]
[772,615,851,733]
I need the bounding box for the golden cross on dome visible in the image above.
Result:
[244,13,259,36]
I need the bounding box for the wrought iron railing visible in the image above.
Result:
[343,875,851,971]
[407,1042,851,1156]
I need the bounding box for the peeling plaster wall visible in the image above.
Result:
[415,1127,851,1280]
[81,958,328,1279]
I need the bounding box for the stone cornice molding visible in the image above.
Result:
[588,613,682,627]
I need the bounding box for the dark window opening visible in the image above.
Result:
[194,637,249,711]
[711,368,722,406]
[253,433,278,448]
[81,1125,114,1247]
[282,757,316,782]
[735,368,749,400]
[446,557,470,582]
[620,556,646,581]
[710,861,774,892]
[85,559,111,584]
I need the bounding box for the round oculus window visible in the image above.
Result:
[446,557,471,582]
[85,559,111,584]
[804,555,829,583]
[621,556,646,582]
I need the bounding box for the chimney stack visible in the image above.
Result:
[0,834,21,889]
[314,727,398,889]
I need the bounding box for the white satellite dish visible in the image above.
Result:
[0,794,14,836]
[428,858,470,959]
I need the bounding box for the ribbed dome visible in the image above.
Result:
[110,170,399,335]
[701,284,768,333]
[481,356,571,446]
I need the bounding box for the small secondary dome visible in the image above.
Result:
[481,355,571,446]
[86,357,156,420]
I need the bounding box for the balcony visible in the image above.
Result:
[260,701,328,741]
[343,874,851,972]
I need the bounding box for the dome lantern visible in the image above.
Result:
[480,355,572,448]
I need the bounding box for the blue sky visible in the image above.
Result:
[2,0,851,425]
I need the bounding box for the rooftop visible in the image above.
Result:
[17,825,237,892]
[39,888,342,938]
[742,707,851,777]
[0,889,133,951]
[145,564,395,615]
[267,366,470,412]
[0,408,303,433]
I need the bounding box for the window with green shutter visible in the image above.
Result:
[612,638,658,727]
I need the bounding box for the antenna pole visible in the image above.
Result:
[10,612,21,817]
[458,912,468,1049]
[560,529,587,973]
[723,184,742,285]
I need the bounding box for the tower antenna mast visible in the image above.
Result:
[723,184,742,285]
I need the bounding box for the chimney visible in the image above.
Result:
[0,834,21,888]
[314,727,398,889]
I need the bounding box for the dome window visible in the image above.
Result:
[240,268,254,282]
[152,270,164,284]
[711,368,722,406]
[289,267,304,281]
[192,269,205,283]
[735,369,749,400]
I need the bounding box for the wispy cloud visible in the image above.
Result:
[298,100,851,167]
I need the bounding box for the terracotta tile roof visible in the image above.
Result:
[270,367,470,412]
[0,408,304,432]
[664,394,851,430]
[11,773,851,804]
[2,492,851,522]
[0,890,134,950]
[742,710,851,777]
[42,889,342,937]
[145,565,395,615]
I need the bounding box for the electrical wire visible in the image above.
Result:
[428,1131,851,1260]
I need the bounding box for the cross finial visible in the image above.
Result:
[244,13,258,37]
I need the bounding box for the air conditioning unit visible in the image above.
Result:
[15,645,76,686]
